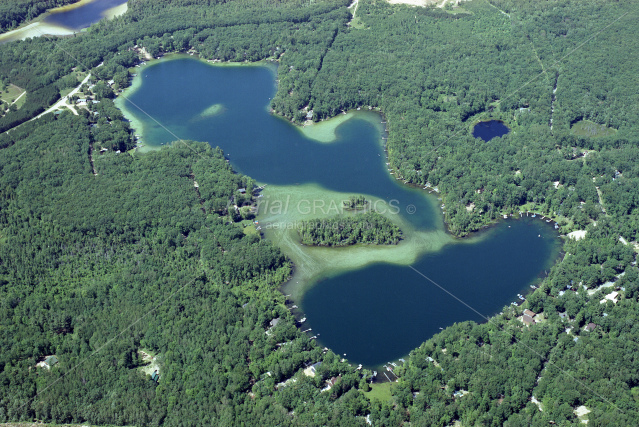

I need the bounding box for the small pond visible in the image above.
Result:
[472,120,510,142]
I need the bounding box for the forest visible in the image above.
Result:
[299,212,402,247]
[0,0,638,425]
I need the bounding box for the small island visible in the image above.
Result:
[299,212,402,247]
[343,195,369,210]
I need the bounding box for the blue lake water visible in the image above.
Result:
[118,57,561,370]
[473,120,510,141]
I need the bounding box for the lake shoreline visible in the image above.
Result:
[114,56,564,370]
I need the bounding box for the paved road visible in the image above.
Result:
[34,72,92,119]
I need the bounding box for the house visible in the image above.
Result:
[45,355,58,368]
[600,291,619,304]
[150,370,160,382]
[585,323,597,332]
[523,309,536,318]
[269,318,280,328]
[304,361,322,377]
[238,188,246,195]
[522,314,535,326]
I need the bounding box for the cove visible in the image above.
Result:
[0,0,127,44]
[473,119,510,142]
[116,56,561,369]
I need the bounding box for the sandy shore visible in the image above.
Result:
[0,22,74,43]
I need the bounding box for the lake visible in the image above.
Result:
[43,0,126,31]
[473,120,510,142]
[0,0,127,44]
[117,56,561,371]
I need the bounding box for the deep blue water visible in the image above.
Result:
[302,218,556,366]
[121,57,437,229]
[473,120,510,141]
[120,57,560,369]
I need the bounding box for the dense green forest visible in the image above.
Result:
[1,0,639,425]
[299,212,402,246]
[0,0,79,33]
[0,113,370,425]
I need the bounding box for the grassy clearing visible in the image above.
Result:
[364,382,394,402]
[0,84,25,104]
[571,119,617,138]
[60,87,75,97]
[137,348,159,376]
[241,219,258,235]
[350,17,368,29]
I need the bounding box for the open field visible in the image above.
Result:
[571,119,617,138]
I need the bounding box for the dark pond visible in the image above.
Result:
[472,120,510,141]
[302,218,557,366]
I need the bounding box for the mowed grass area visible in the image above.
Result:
[364,381,394,403]
[571,119,617,138]
[60,87,75,97]
[0,84,26,109]
[241,219,258,235]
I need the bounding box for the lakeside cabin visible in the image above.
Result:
[522,314,535,326]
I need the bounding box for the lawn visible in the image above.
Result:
[364,382,394,403]
[241,219,258,235]
[0,84,26,109]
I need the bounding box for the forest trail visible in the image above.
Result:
[549,75,558,130]
[596,187,608,215]
[89,138,97,176]
[484,0,510,18]
[347,0,359,26]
